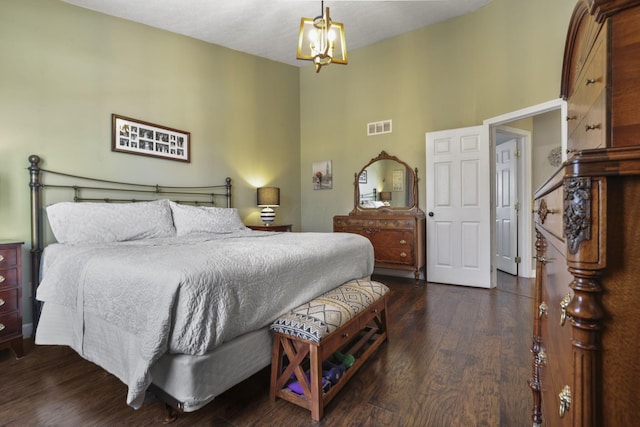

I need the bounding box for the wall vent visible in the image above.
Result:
[367,119,392,136]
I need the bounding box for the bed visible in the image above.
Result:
[27,155,375,414]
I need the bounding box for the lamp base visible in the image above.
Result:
[260,207,276,225]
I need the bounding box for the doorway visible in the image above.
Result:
[485,98,567,280]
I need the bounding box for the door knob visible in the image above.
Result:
[428,212,434,217]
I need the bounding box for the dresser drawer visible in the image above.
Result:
[0,288,18,314]
[568,90,607,153]
[375,218,415,230]
[0,267,19,290]
[0,311,20,338]
[534,185,564,241]
[0,246,19,268]
[373,245,415,265]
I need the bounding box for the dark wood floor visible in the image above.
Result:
[0,272,534,426]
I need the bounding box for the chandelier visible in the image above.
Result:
[296,1,348,73]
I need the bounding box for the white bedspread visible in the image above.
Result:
[36,230,374,408]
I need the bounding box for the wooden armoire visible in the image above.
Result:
[530,1,640,426]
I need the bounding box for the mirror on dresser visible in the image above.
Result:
[334,151,426,281]
[351,150,422,215]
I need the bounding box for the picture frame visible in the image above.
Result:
[393,169,404,191]
[111,114,190,162]
[359,170,367,184]
[312,160,333,190]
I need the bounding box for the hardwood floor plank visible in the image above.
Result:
[0,272,534,426]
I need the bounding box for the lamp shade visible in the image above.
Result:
[379,191,392,202]
[257,187,280,207]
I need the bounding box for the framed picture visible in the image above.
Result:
[312,160,333,190]
[359,170,367,184]
[393,169,404,191]
[111,114,190,162]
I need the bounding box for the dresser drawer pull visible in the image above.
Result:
[535,198,558,223]
[400,252,407,258]
[558,385,571,418]
[585,78,597,85]
[537,348,547,367]
[538,302,548,318]
[342,333,349,339]
[0,298,4,307]
[0,255,4,262]
[0,275,4,283]
[585,124,600,131]
[0,323,4,332]
[560,294,572,326]
[566,115,576,121]
[534,256,553,265]
[399,239,407,245]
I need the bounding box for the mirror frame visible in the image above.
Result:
[350,151,425,216]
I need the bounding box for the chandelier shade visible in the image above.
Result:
[297,4,348,73]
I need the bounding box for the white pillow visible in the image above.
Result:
[169,201,247,235]
[46,199,176,244]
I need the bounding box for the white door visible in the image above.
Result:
[495,139,518,275]
[425,126,492,288]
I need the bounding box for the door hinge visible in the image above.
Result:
[515,202,520,212]
[515,256,522,264]
[515,149,521,157]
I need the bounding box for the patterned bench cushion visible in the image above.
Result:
[270,279,389,343]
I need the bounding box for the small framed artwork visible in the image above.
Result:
[312,160,333,190]
[112,114,190,162]
[359,170,367,184]
[393,169,404,191]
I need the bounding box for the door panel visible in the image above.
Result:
[426,125,491,288]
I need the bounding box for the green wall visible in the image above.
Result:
[0,0,301,326]
[1,0,579,329]
[299,0,576,232]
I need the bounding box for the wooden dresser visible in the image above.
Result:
[529,1,640,426]
[0,241,24,358]
[333,215,425,281]
[333,151,426,282]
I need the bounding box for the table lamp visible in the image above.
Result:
[257,187,280,225]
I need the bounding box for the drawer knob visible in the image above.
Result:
[566,115,576,121]
[538,302,548,318]
[0,323,4,332]
[371,308,378,314]
[560,293,572,326]
[0,255,4,262]
[0,275,4,283]
[0,298,4,307]
[559,385,571,418]
[342,333,349,339]
[399,239,407,244]
[400,252,407,258]
[535,199,558,223]
[585,124,600,131]
[537,348,547,367]
[585,78,597,85]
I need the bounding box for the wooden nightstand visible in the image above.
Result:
[246,224,292,232]
[0,241,24,358]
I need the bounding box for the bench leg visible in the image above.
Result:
[309,344,323,421]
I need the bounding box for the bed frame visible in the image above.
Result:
[27,154,232,328]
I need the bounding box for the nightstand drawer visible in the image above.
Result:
[0,247,19,268]
[0,268,18,289]
[0,312,20,338]
[0,289,18,313]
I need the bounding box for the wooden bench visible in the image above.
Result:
[269,279,390,421]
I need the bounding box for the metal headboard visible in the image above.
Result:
[28,154,232,326]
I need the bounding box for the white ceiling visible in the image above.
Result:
[61,0,492,67]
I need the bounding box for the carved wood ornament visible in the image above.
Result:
[564,177,592,254]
